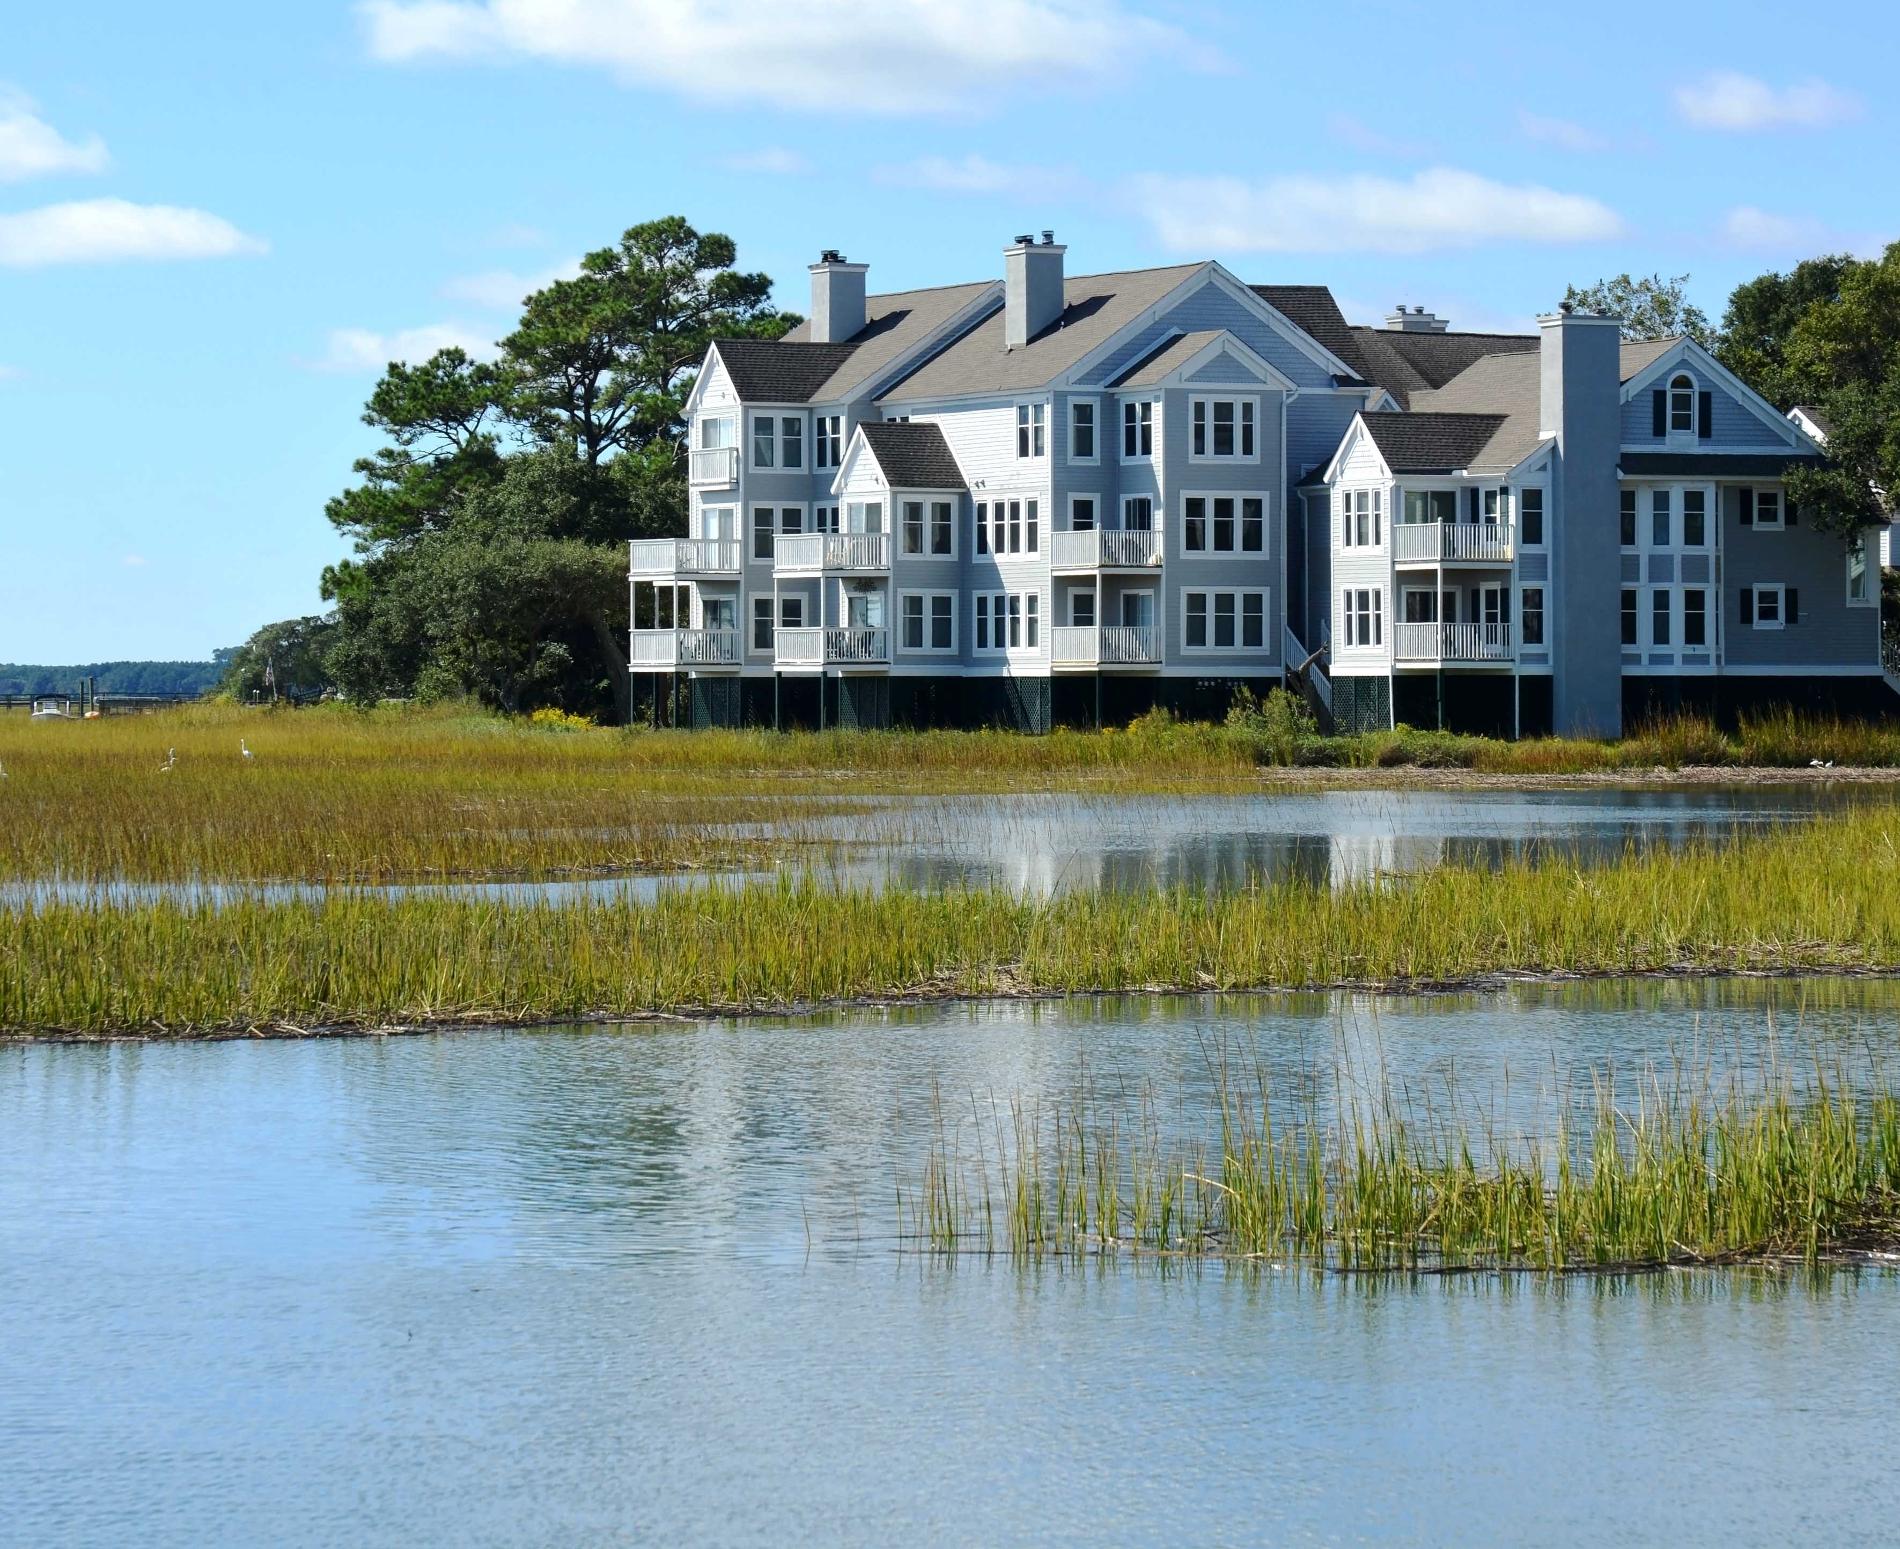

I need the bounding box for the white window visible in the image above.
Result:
[901,500,955,557]
[1651,489,1671,548]
[1683,587,1708,646]
[751,505,776,561]
[845,499,884,533]
[1521,587,1545,646]
[1122,495,1154,531]
[1183,589,1267,650]
[1070,494,1096,531]
[1750,583,1787,630]
[814,414,843,469]
[1682,490,1707,547]
[900,591,957,652]
[1751,489,1784,530]
[1070,591,1095,627]
[700,504,737,543]
[779,596,804,629]
[1016,402,1045,459]
[699,415,736,449]
[975,592,1039,652]
[1189,396,1257,461]
[902,499,926,556]
[1620,490,1637,548]
[1182,494,1266,554]
[1122,400,1154,460]
[1340,489,1382,549]
[812,504,840,533]
[780,415,803,469]
[975,498,1039,556]
[751,414,775,468]
[1669,373,1696,434]
[1849,536,1874,605]
[930,499,954,556]
[1341,588,1383,648]
[1069,400,1097,463]
[1520,488,1545,546]
[752,596,774,652]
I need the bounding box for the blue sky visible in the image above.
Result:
[4,0,1892,661]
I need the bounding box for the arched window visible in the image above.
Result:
[1669,373,1696,434]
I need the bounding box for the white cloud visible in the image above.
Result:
[1674,72,1860,132]
[315,323,499,371]
[358,0,1208,114]
[1720,205,1824,250]
[720,146,812,176]
[0,199,265,266]
[0,363,22,381]
[1517,109,1611,153]
[440,256,580,309]
[1128,167,1625,256]
[872,153,1082,200]
[122,554,147,568]
[1326,113,1430,159]
[0,93,109,182]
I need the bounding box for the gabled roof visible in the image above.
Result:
[1250,285,1368,383]
[775,280,998,403]
[1106,328,1296,392]
[878,264,1205,403]
[1348,327,1539,408]
[1410,351,1544,473]
[710,339,861,403]
[855,421,967,489]
[1110,329,1226,388]
[1359,412,1511,474]
[1790,404,1834,441]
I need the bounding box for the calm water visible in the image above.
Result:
[5,978,1900,1546]
[6,783,1886,908]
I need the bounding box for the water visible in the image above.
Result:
[5,782,1884,908]
[5,977,1900,1545]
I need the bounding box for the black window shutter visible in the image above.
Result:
[1740,489,1754,526]
[1786,498,1798,527]
[1739,586,1754,624]
[1787,588,1800,624]
[1698,391,1713,439]
[1652,390,1667,437]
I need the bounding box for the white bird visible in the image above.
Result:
[160,747,176,773]
[0,761,8,780]
[1810,758,1834,769]
[240,738,254,762]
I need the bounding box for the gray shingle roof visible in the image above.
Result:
[1410,351,1543,472]
[1108,329,1226,388]
[1251,285,1368,383]
[711,339,861,403]
[776,280,998,403]
[1618,337,1681,381]
[857,421,967,489]
[1360,412,1511,473]
[1348,327,1540,408]
[1792,404,1834,439]
[878,264,1205,403]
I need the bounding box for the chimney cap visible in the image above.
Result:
[1041,229,1055,245]
[1012,232,1035,246]
[818,248,845,264]
[1558,299,1574,314]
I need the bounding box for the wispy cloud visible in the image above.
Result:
[720,146,812,176]
[440,257,580,309]
[0,92,109,182]
[1128,167,1624,255]
[0,199,265,266]
[358,0,1210,115]
[872,153,1083,200]
[1717,205,1885,257]
[122,554,147,568]
[314,323,499,371]
[1326,113,1430,159]
[1674,72,1860,132]
[0,363,22,382]
[1517,109,1611,153]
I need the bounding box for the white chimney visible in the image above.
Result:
[809,250,868,344]
[1004,231,1066,349]
[1384,304,1449,333]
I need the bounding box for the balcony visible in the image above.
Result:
[774,626,890,669]
[1394,622,1514,663]
[1051,624,1162,667]
[688,446,739,487]
[774,532,890,574]
[1393,522,1514,564]
[629,628,742,669]
[628,537,742,576]
[1051,528,1164,571]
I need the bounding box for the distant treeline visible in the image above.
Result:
[0,657,231,697]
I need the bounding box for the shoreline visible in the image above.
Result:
[9,958,1899,1046]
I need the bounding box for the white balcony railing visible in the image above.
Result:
[1394,622,1514,662]
[774,626,890,667]
[1051,528,1164,570]
[628,537,741,575]
[688,446,739,487]
[629,628,742,668]
[774,532,890,573]
[1051,624,1162,666]
[1393,522,1514,563]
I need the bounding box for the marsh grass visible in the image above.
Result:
[901,1061,1900,1272]
[7,805,1900,1035]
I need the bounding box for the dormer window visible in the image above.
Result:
[1669,374,1695,434]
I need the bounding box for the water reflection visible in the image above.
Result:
[5,976,1900,1545]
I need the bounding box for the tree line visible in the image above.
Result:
[223,225,1900,719]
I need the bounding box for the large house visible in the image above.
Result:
[631,235,1891,736]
